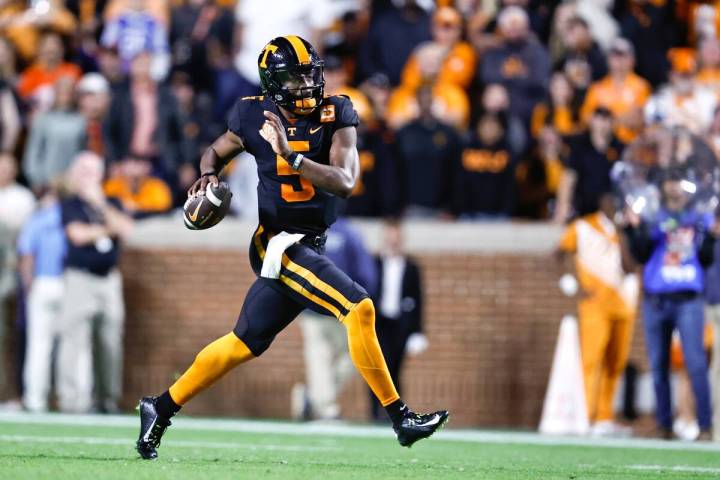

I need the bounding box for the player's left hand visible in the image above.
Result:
[260,110,292,158]
[405,333,429,356]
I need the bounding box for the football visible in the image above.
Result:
[183,181,232,230]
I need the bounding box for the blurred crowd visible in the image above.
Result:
[0,0,718,223]
[2,0,720,224]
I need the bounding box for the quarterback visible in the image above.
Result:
[136,35,449,459]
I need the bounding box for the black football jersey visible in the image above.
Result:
[228,95,359,235]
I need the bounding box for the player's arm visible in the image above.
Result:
[297,126,358,198]
[188,130,244,196]
[261,110,358,198]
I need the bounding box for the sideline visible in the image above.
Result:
[1,411,719,453]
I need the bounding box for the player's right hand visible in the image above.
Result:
[188,173,219,197]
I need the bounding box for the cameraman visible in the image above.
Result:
[625,171,719,440]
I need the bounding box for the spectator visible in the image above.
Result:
[617,0,678,87]
[326,60,399,218]
[66,0,106,36]
[645,49,717,135]
[530,72,582,139]
[369,219,426,421]
[325,56,374,122]
[0,153,35,400]
[395,85,461,218]
[78,73,112,157]
[97,46,126,89]
[478,6,551,124]
[562,55,593,105]
[400,6,476,92]
[324,8,369,82]
[478,83,528,158]
[23,76,86,193]
[18,187,66,412]
[104,154,173,218]
[624,171,717,441]
[0,0,76,63]
[207,19,245,122]
[555,16,607,82]
[670,323,714,440]
[100,0,170,81]
[453,112,516,219]
[104,0,169,25]
[0,220,13,401]
[104,51,184,180]
[57,151,133,413]
[573,0,619,52]
[0,36,17,83]
[581,38,651,145]
[17,31,82,114]
[548,2,578,61]
[361,73,392,130]
[696,37,720,91]
[170,71,213,206]
[684,0,720,43]
[170,0,234,94]
[386,42,470,131]
[293,217,377,421]
[0,38,21,154]
[358,0,432,85]
[515,125,567,219]
[706,235,720,441]
[557,192,638,437]
[0,154,37,234]
[555,107,623,223]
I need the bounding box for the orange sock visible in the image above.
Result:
[342,298,400,406]
[169,332,254,405]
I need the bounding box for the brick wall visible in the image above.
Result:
[3,221,649,428]
[118,240,648,428]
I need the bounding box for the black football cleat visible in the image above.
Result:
[136,396,172,460]
[394,409,449,447]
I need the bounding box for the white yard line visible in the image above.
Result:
[628,464,720,474]
[1,411,719,453]
[0,434,338,452]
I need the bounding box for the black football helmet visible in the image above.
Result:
[258,35,325,115]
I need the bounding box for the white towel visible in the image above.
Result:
[260,231,305,279]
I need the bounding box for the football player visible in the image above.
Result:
[136,35,448,459]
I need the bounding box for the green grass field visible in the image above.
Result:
[1,413,720,479]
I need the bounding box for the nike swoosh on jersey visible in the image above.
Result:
[188,200,203,222]
[309,126,323,134]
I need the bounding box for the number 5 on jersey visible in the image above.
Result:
[277,140,315,202]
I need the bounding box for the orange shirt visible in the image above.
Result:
[543,154,564,194]
[0,5,76,61]
[104,176,172,214]
[17,63,82,99]
[400,42,476,92]
[530,103,580,138]
[581,73,651,144]
[559,212,637,311]
[386,82,469,131]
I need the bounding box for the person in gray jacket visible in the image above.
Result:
[23,76,86,193]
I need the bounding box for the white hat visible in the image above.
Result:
[77,73,110,95]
